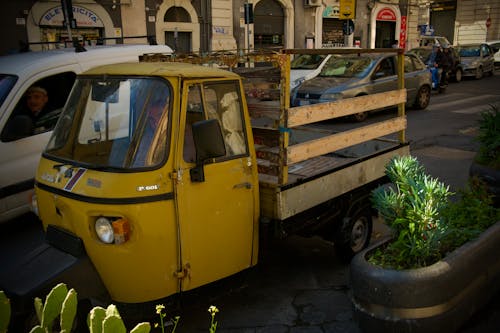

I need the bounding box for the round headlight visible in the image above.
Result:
[95,217,114,244]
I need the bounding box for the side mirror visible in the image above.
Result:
[190,118,226,182]
[1,115,34,142]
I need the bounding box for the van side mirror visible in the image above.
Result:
[190,118,226,182]
[1,115,34,142]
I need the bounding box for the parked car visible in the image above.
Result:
[291,52,432,122]
[456,43,495,79]
[290,53,333,89]
[418,35,451,48]
[0,43,172,223]
[290,48,360,90]
[408,46,463,82]
[486,40,500,70]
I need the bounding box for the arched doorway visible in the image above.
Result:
[370,4,401,49]
[156,0,200,52]
[254,0,285,50]
[164,7,192,53]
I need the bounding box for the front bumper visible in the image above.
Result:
[0,225,109,325]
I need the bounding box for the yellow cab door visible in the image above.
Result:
[173,79,259,291]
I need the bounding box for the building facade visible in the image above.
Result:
[1,0,499,55]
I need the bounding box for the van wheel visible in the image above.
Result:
[414,85,431,109]
[475,67,483,79]
[334,208,372,262]
[454,68,462,82]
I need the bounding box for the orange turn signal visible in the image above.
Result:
[112,218,130,244]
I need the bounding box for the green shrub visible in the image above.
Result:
[0,291,10,333]
[475,104,500,168]
[369,156,500,270]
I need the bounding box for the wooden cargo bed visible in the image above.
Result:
[157,49,410,220]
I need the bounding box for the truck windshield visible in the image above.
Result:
[45,76,171,170]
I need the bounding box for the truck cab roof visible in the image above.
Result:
[83,61,241,80]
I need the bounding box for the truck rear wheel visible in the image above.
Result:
[334,208,372,262]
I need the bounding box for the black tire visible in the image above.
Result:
[475,66,483,79]
[334,208,373,262]
[454,68,462,82]
[414,85,431,109]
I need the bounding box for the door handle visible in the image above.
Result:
[233,182,252,189]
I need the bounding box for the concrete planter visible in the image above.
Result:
[349,221,500,333]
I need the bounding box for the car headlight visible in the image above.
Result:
[95,216,131,244]
[95,217,115,244]
[293,78,305,88]
[469,61,479,67]
[320,92,343,101]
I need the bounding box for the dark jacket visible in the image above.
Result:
[436,49,453,69]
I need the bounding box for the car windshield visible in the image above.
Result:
[319,56,373,78]
[0,74,18,109]
[459,46,480,57]
[45,76,171,170]
[291,54,328,69]
[411,49,432,63]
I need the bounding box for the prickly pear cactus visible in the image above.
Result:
[130,323,151,333]
[41,283,68,328]
[88,306,107,333]
[29,283,78,333]
[60,288,78,333]
[88,304,150,333]
[0,291,10,333]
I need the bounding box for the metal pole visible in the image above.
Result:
[246,0,250,52]
[61,0,73,43]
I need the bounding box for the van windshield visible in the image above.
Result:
[0,74,18,109]
[45,76,171,170]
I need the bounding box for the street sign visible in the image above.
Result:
[339,0,356,19]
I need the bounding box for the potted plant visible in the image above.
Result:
[469,104,500,207]
[349,156,500,333]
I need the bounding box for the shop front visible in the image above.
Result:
[27,1,116,51]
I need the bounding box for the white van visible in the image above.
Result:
[0,44,172,223]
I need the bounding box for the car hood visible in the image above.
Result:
[296,76,357,94]
[461,56,481,65]
[290,69,314,88]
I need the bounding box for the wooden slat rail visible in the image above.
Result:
[247,102,281,120]
[286,117,407,165]
[287,89,407,127]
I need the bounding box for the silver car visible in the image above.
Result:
[457,43,495,79]
[486,40,500,69]
[291,52,432,122]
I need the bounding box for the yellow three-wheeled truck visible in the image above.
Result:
[3,49,409,324]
